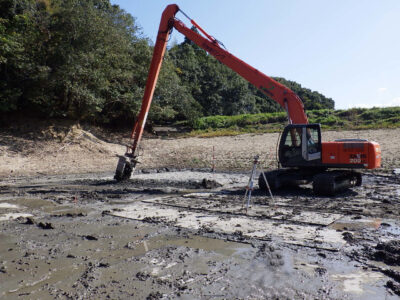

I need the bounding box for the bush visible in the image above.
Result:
[192,112,287,130]
[190,107,400,133]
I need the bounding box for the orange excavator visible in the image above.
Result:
[115,4,381,195]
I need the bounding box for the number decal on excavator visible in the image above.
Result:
[349,158,361,163]
[349,154,366,164]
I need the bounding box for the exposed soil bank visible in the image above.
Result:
[1,125,399,177]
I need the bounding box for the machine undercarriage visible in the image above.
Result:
[259,168,362,196]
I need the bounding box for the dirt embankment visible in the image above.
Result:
[0,123,399,177]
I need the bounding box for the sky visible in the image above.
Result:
[111,0,400,109]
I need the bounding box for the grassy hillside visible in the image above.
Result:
[188,107,400,137]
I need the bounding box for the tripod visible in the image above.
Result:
[242,155,274,212]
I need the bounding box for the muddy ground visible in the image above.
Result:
[1,125,400,299]
[0,169,400,299]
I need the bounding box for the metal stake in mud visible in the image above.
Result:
[242,155,274,212]
[260,153,275,206]
[243,155,259,212]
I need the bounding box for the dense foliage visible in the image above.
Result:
[1,0,334,126]
[191,107,400,137]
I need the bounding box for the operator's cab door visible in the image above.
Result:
[279,124,322,167]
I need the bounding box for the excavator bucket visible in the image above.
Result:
[114,156,133,181]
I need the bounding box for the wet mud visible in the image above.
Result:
[371,240,400,266]
[1,170,400,299]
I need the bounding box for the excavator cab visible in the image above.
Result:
[279,124,322,167]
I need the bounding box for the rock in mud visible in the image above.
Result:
[201,178,222,189]
[373,240,400,266]
[383,269,400,282]
[136,271,150,281]
[52,212,87,218]
[98,262,109,268]
[315,267,327,276]
[342,232,355,243]
[24,217,35,225]
[386,280,400,296]
[38,222,54,229]
[146,291,163,300]
[84,235,98,241]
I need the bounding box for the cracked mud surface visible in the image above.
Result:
[1,170,400,299]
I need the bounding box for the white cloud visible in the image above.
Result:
[378,87,388,92]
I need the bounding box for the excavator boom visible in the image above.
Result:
[172,19,308,124]
[115,4,380,196]
[125,4,307,158]
[114,4,308,181]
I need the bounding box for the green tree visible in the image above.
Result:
[0,0,335,127]
[0,0,49,112]
[44,0,145,120]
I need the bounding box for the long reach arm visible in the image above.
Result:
[115,4,308,180]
